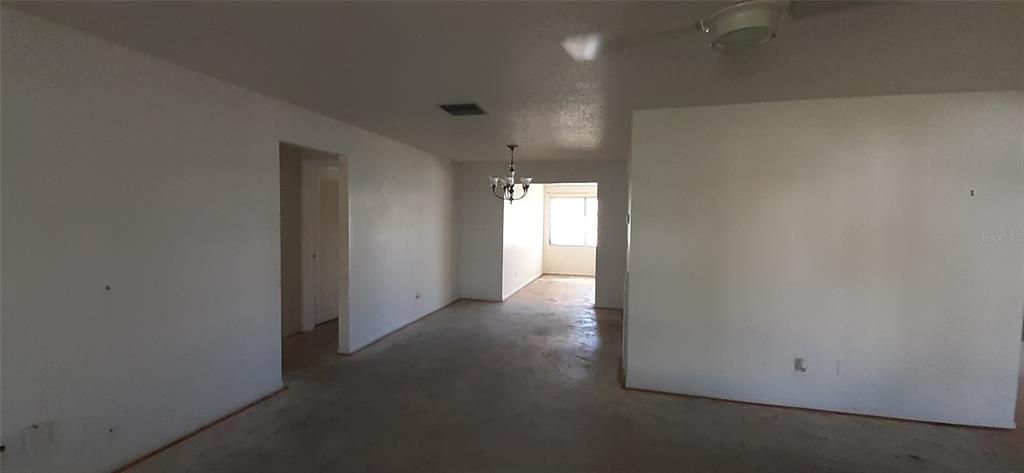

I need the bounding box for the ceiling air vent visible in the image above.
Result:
[440,103,486,116]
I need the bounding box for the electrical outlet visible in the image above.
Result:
[5,422,54,454]
[794,357,807,373]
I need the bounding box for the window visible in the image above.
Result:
[549,197,598,247]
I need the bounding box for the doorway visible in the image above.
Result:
[279,142,348,372]
[543,183,598,278]
[499,182,598,303]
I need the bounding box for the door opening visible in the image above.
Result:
[537,183,598,305]
[544,183,598,279]
[279,142,348,372]
[497,182,598,303]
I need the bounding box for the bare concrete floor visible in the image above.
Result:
[131,275,1023,472]
[282,318,339,374]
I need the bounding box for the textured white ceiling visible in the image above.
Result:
[10,1,1023,161]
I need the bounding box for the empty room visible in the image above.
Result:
[1,2,1022,473]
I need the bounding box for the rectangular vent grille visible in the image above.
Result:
[440,103,486,116]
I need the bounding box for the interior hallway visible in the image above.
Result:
[282,319,339,373]
[129,276,1023,472]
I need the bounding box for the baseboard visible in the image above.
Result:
[315,317,338,327]
[501,273,543,301]
[113,385,288,472]
[542,272,596,277]
[339,298,459,355]
[622,381,1016,430]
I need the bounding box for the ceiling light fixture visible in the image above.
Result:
[699,0,784,53]
[489,145,532,203]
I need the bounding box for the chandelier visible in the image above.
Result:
[489,144,533,202]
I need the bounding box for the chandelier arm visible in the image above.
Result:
[511,187,530,201]
[491,185,507,201]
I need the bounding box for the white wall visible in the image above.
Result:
[1,8,5,473]
[279,146,304,336]
[501,184,544,299]
[455,164,505,301]
[543,184,597,277]
[316,166,341,325]
[0,9,456,473]
[628,92,1024,428]
[334,157,350,344]
[457,160,627,309]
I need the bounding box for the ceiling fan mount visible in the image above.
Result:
[699,1,786,53]
[561,0,861,61]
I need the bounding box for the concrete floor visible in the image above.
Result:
[131,275,1023,472]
